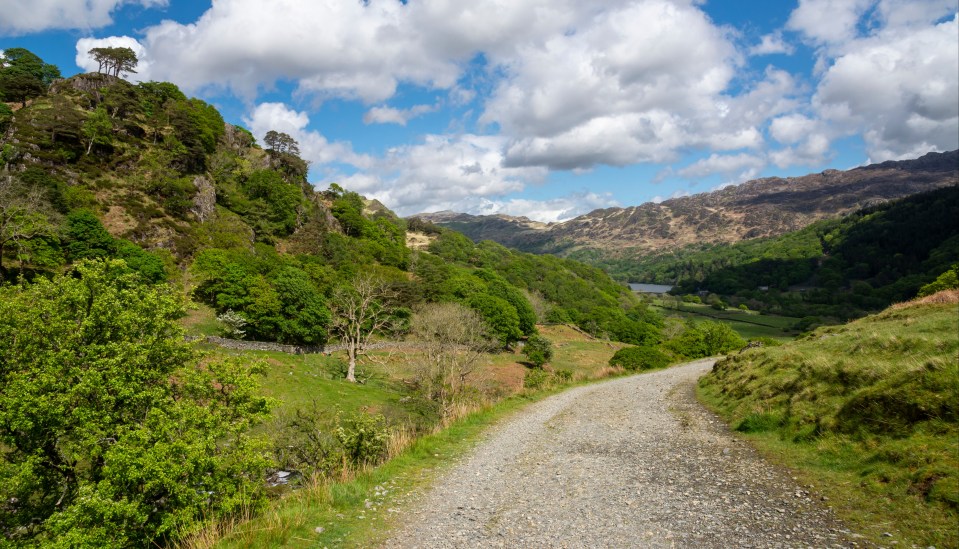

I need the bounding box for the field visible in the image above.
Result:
[650,298,800,341]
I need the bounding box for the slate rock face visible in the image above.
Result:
[191,175,217,222]
[414,150,959,257]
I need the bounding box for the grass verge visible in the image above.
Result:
[198,381,588,548]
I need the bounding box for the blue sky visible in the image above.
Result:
[2,0,957,221]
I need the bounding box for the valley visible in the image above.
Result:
[1,38,956,549]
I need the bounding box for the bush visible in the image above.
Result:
[523,334,553,367]
[273,403,345,479]
[608,346,670,372]
[523,368,553,390]
[0,260,273,546]
[334,413,389,466]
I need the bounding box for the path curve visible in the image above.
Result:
[386,359,854,548]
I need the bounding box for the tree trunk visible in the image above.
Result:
[346,342,357,382]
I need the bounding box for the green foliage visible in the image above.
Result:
[334,413,389,466]
[0,260,273,546]
[88,46,137,77]
[0,103,13,133]
[467,293,522,347]
[63,209,114,260]
[917,264,959,297]
[608,346,670,371]
[0,48,59,106]
[664,320,745,359]
[523,334,554,367]
[63,210,167,282]
[81,106,113,156]
[190,248,330,345]
[241,169,303,237]
[273,404,344,479]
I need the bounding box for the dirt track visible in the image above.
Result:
[386,359,854,548]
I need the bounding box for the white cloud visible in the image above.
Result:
[786,0,875,46]
[470,192,621,223]
[813,12,958,160]
[114,0,624,102]
[0,0,165,35]
[243,103,371,169]
[481,1,751,170]
[749,31,795,56]
[332,133,547,217]
[363,104,436,126]
[75,36,152,82]
[677,153,766,180]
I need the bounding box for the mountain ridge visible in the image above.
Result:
[413,150,958,258]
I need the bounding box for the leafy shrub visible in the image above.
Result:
[523,368,553,390]
[554,368,573,382]
[467,293,522,347]
[273,403,345,479]
[917,264,959,297]
[608,346,670,371]
[664,320,745,359]
[0,260,273,546]
[523,334,553,367]
[334,413,389,466]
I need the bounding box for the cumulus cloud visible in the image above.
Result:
[812,11,958,160]
[112,0,621,102]
[470,192,621,223]
[333,134,547,217]
[75,36,152,81]
[244,103,371,169]
[677,153,766,180]
[0,0,166,35]
[749,31,795,56]
[363,104,436,126]
[786,0,875,46]
[483,0,741,170]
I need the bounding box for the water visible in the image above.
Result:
[628,283,674,294]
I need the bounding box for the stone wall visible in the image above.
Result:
[189,336,426,355]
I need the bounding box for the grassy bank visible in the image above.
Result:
[698,292,959,547]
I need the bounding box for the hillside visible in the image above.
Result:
[617,186,959,321]
[414,150,958,261]
[0,67,656,346]
[699,292,959,547]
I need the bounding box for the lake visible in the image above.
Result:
[628,283,674,294]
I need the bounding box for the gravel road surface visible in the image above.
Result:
[385,359,855,548]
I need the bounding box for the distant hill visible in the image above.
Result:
[413,150,958,264]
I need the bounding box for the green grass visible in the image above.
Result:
[698,298,959,548]
[182,302,223,337]
[652,300,800,341]
[185,324,624,548]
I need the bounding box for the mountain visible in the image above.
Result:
[413,150,958,261]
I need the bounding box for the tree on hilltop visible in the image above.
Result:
[89,46,138,78]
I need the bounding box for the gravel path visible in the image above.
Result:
[385,359,856,548]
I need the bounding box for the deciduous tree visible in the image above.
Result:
[330,274,398,382]
[410,302,494,416]
[0,260,273,546]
